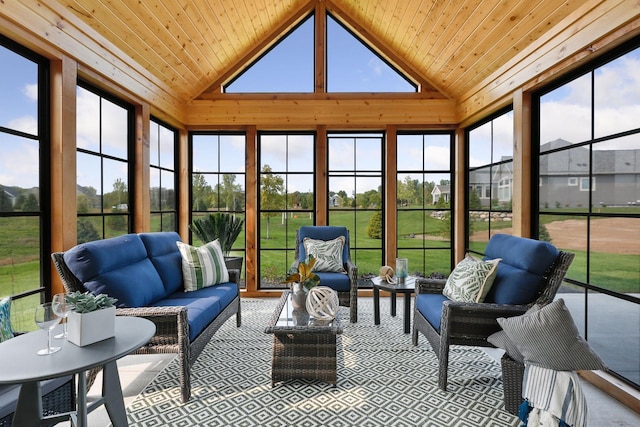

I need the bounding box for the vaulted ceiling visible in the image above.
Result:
[4,0,638,124]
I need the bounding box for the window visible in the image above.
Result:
[190,133,246,281]
[397,133,453,276]
[466,108,514,252]
[0,37,49,331]
[76,82,133,242]
[328,132,383,281]
[536,42,640,387]
[258,133,314,289]
[150,118,177,231]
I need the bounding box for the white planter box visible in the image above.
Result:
[67,306,116,347]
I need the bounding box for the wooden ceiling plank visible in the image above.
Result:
[395,0,437,62]
[446,0,583,95]
[457,0,635,121]
[403,0,451,65]
[3,0,185,120]
[385,1,423,53]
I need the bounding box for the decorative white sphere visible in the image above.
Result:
[305,286,339,321]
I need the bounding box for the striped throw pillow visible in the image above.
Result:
[497,299,606,371]
[177,239,229,292]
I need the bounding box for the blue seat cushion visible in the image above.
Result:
[154,283,238,342]
[415,293,450,332]
[314,272,351,292]
[64,234,166,308]
[298,226,350,265]
[483,234,559,305]
[139,232,184,295]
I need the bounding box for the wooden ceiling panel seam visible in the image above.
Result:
[457,0,619,105]
[63,0,199,99]
[403,0,451,64]
[19,0,183,118]
[394,1,437,65]
[444,0,582,95]
[385,1,425,53]
[429,0,522,93]
[413,0,469,65]
[456,0,636,122]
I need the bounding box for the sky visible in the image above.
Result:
[2,30,640,194]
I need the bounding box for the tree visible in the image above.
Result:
[21,193,39,211]
[220,174,241,210]
[0,189,13,212]
[77,218,100,243]
[260,165,285,239]
[366,211,383,239]
[192,172,214,211]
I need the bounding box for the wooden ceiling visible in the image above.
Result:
[56,0,601,101]
[4,0,636,124]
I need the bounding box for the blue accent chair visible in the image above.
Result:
[412,234,574,391]
[294,226,359,322]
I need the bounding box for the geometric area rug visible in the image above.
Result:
[126,297,520,426]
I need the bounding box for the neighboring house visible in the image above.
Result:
[467,138,640,208]
[329,194,342,207]
[431,185,450,204]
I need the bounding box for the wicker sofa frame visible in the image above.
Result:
[293,227,358,323]
[51,252,241,403]
[0,375,75,427]
[412,250,574,391]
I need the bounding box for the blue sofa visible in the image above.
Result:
[52,231,241,403]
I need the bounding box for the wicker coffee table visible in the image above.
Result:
[264,291,343,387]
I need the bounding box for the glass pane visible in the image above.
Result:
[468,211,489,250]
[150,213,161,232]
[352,248,382,277]
[149,121,159,167]
[589,217,640,293]
[328,138,354,171]
[161,170,175,210]
[103,158,129,212]
[326,15,415,93]
[287,135,314,172]
[0,134,39,212]
[397,249,424,276]
[150,167,160,211]
[492,110,514,160]
[468,121,492,166]
[100,98,128,159]
[77,216,102,243]
[219,134,245,173]
[226,17,314,93]
[192,134,219,173]
[0,217,41,303]
[105,215,128,238]
[397,134,423,171]
[541,214,588,285]
[594,47,640,139]
[424,135,451,171]
[161,212,176,232]
[10,294,42,332]
[192,173,216,211]
[260,134,287,171]
[468,166,492,210]
[356,137,381,171]
[540,73,592,149]
[0,46,38,135]
[76,152,102,213]
[592,136,640,207]
[260,250,290,288]
[76,86,100,152]
[585,291,640,387]
[539,147,591,210]
[158,124,175,169]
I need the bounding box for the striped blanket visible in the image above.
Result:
[522,365,587,427]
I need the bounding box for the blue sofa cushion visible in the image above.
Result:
[154,283,238,342]
[313,272,351,292]
[415,293,450,332]
[298,226,350,265]
[64,234,166,308]
[483,234,559,305]
[139,232,184,295]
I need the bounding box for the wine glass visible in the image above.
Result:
[52,293,71,339]
[34,303,62,355]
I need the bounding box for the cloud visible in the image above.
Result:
[23,83,38,101]
[7,116,37,134]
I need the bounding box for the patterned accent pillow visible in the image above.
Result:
[303,236,346,273]
[442,255,501,303]
[176,239,229,292]
[497,299,607,371]
[0,297,14,343]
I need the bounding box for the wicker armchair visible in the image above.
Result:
[51,252,241,403]
[412,236,574,391]
[293,226,358,323]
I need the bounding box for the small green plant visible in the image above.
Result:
[282,255,320,290]
[66,291,117,313]
[189,212,244,255]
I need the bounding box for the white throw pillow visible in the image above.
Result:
[303,236,346,273]
[177,239,229,291]
[442,255,501,303]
